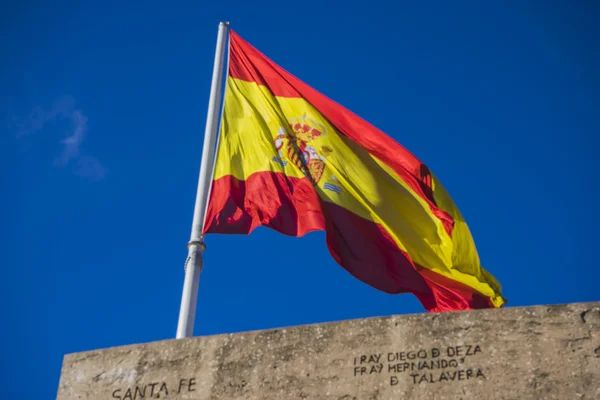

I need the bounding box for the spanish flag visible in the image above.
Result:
[203,30,505,312]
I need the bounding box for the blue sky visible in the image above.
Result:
[3,1,599,398]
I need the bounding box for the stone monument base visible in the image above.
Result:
[57,302,599,399]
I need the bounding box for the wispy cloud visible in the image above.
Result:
[13,96,107,179]
[15,95,76,137]
[55,109,87,166]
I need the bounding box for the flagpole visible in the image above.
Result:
[176,21,229,339]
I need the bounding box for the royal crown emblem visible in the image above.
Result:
[273,114,331,185]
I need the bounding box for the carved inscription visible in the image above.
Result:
[111,378,196,399]
[352,344,485,386]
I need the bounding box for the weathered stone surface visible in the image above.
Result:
[57,302,600,400]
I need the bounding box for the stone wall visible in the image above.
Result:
[57,302,600,399]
